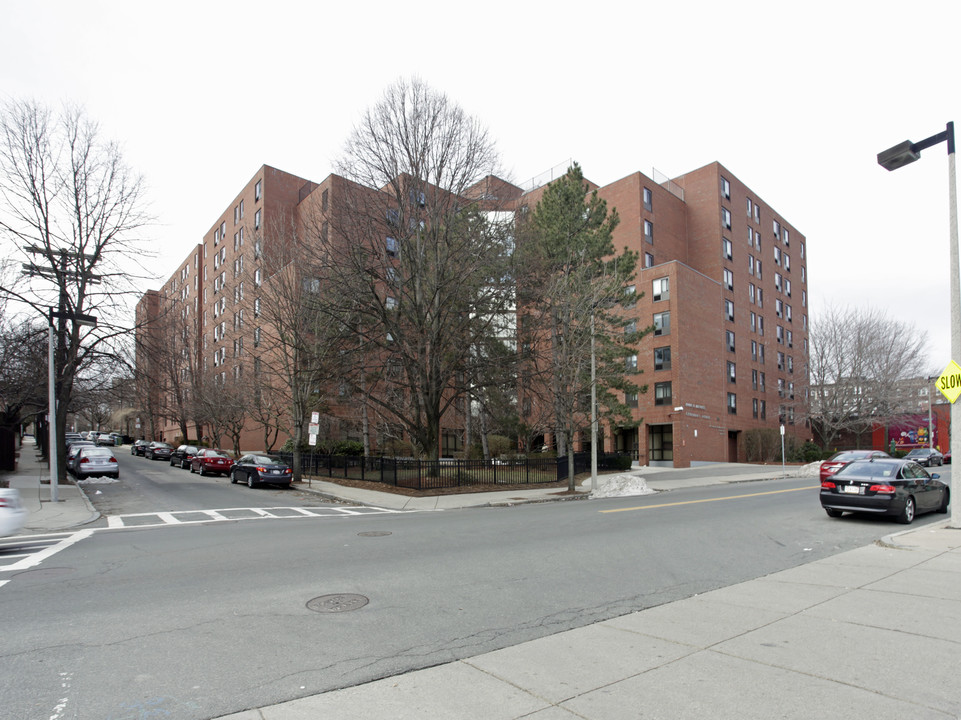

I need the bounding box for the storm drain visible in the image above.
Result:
[307,594,369,613]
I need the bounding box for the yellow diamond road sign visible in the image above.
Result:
[936,360,961,403]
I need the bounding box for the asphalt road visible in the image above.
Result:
[0,457,950,719]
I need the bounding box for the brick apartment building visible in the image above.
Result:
[136,161,810,466]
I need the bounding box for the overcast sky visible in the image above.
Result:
[3,0,959,371]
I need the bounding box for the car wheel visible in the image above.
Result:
[189,464,195,474]
[199,465,206,476]
[230,470,237,484]
[824,508,843,518]
[898,496,916,524]
[169,458,176,466]
[248,474,257,488]
[938,488,950,514]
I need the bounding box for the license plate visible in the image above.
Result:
[272,469,280,474]
[842,485,861,494]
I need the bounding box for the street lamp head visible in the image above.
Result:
[878,140,920,171]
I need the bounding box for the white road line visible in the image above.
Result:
[102,505,417,528]
[2,529,95,572]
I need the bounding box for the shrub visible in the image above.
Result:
[486,434,513,458]
[330,440,364,456]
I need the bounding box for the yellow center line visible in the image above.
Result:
[600,484,822,513]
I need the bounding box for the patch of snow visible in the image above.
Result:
[590,473,657,499]
[797,461,822,478]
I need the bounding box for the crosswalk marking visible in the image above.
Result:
[105,505,412,529]
[0,530,95,572]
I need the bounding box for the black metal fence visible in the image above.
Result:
[276,452,632,491]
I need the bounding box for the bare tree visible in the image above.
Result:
[807,304,931,449]
[0,100,151,481]
[246,214,352,480]
[325,77,515,462]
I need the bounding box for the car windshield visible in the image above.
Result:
[250,455,279,464]
[207,451,229,458]
[905,449,928,456]
[829,451,871,461]
[834,459,899,479]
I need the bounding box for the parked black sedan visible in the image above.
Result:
[170,444,200,468]
[144,441,173,461]
[230,454,293,488]
[820,458,949,524]
[131,440,150,456]
[903,448,944,467]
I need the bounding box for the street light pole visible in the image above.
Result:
[879,121,960,528]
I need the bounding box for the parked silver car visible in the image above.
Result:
[74,446,119,479]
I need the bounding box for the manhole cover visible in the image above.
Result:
[358,530,391,537]
[307,594,369,613]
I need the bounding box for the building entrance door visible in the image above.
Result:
[728,430,739,462]
[648,424,673,466]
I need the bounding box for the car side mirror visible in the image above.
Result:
[931,473,940,480]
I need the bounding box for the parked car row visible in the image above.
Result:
[126,440,294,488]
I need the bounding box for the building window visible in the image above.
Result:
[725,299,734,322]
[654,346,671,371]
[254,327,261,347]
[728,361,736,383]
[746,197,753,217]
[626,354,638,371]
[653,277,669,301]
[749,283,756,304]
[721,176,731,199]
[254,298,261,317]
[774,246,781,266]
[753,398,759,418]
[750,311,757,332]
[322,188,329,212]
[255,180,262,201]
[760,399,766,419]
[624,284,636,308]
[751,340,758,361]
[654,382,672,406]
[255,268,262,286]
[644,252,654,268]
[643,187,653,211]
[386,236,399,258]
[722,237,733,260]
[752,369,758,390]
[653,312,670,337]
[386,296,397,310]
[644,220,654,244]
[722,207,732,230]
[626,391,639,408]
[254,209,261,229]
[727,393,737,414]
[723,268,734,291]
[726,330,735,352]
